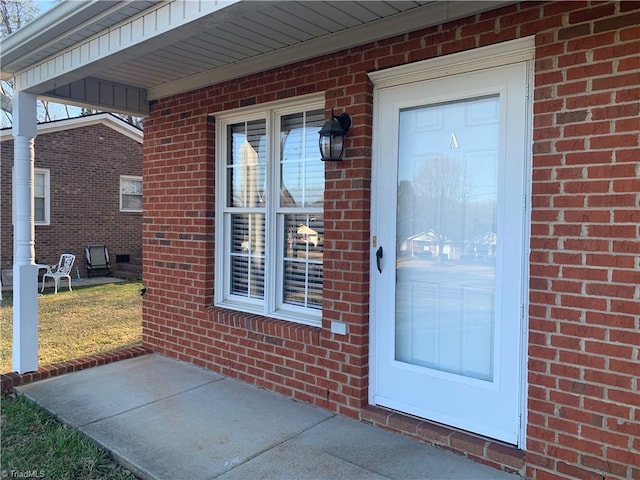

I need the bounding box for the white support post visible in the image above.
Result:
[12,91,39,374]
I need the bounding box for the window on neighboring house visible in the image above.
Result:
[120,176,143,212]
[13,168,50,225]
[34,169,50,225]
[215,97,325,326]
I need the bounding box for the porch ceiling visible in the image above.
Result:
[1,0,512,116]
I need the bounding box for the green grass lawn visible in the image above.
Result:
[1,281,143,478]
[0,281,143,373]
[1,393,139,479]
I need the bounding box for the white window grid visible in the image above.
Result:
[120,175,143,212]
[214,94,325,326]
[12,167,50,226]
[34,169,50,225]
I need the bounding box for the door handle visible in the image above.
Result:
[376,246,383,273]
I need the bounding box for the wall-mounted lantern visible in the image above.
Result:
[318,110,351,161]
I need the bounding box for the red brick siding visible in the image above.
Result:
[528,3,640,480]
[142,2,639,478]
[1,345,151,393]
[1,123,143,275]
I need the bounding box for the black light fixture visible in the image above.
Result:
[318,110,351,161]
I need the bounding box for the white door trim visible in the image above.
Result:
[368,37,534,447]
[368,36,535,88]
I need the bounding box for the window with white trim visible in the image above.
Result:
[120,176,143,212]
[34,169,50,225]
[13,168,50,225]
[215,97,325,326]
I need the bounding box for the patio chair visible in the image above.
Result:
[86,244,111,278]
[41,253,75,294]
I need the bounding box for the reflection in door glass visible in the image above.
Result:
[395,95,499,381]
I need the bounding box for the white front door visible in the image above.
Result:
[370,53,531,444]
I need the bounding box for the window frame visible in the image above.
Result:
[34,168,50,225]
[120,175,143,213]
[12,167,50,226]
[214,94,325,326]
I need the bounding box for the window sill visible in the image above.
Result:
[208,306,321,346]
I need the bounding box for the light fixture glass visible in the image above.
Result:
[318,111,351,161]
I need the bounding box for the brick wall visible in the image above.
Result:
[527,2,640,479]
[1,121,143,276]
[142,2,639,478]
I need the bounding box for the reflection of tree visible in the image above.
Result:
[397,156,497,261]
[1,0,74,127]
[463,199,497,259]
[397,180,416,249]
[414,156,470,261]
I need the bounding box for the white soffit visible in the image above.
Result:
[146,1,511,101]
[2,0,514,115]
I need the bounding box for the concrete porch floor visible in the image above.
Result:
[17,354,521,480]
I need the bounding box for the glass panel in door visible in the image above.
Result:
[395,96,499,382]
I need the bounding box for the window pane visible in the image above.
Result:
[395,96,499,381]
[123,194,143,211]
[122,179,142,194]
[280,109,324,207]
[282,213,323,309]
[34,198,45,223]
[230,213,265,299]
[34,172,45,197]
[121,178,142,211]
[228,121,267,207]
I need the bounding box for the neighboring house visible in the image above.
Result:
[2,2,638,479]
[1,113,143,279]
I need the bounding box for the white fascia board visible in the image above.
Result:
[0,1,110,73]
[368,36,535,88]
[9,0,241,93]
[0,113,142,143]
[147,0,512,101]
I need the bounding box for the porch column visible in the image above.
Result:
[12,91,39,373]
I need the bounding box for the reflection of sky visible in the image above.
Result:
[398,96,499,200]
[229,119,323,207]
[281,125,323,206]
[36,1,56,13]
[230,132,265,207]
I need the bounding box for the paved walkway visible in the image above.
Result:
[17,354,520,480]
